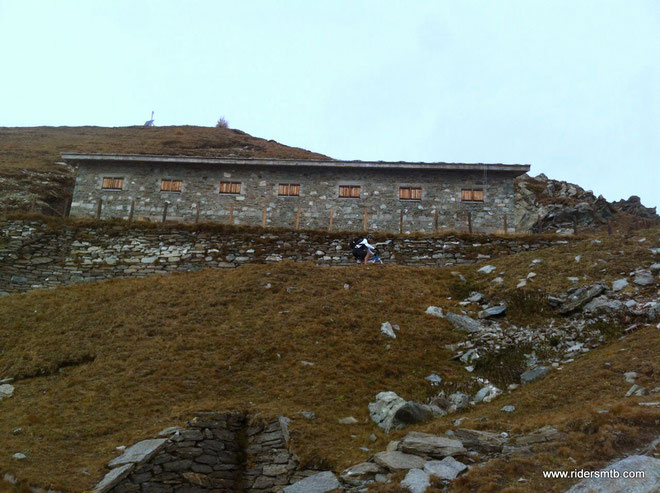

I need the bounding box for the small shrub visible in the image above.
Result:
[447,278,479,300]
[473,343,534,385]
[503,288,548,325]
[216,117,229,128]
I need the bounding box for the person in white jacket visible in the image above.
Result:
[353,234,376,264]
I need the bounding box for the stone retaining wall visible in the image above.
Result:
[0,220,573,294]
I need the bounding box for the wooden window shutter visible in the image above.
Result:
[400,187,421,200]
[102,177,124,190]
[472,189,484,201]
[161,179,182,192]
[220,182,241,194]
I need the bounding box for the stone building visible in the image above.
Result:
[64,153,530,233]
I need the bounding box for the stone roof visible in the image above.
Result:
[62,153,530,175]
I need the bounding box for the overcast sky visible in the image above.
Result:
[1,0,658,209]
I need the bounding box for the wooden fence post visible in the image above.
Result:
[503,215,508,234]
[262,206,267,228]
[30,198,36,213]
[162,202,169,223]
[328,208,334,232]
[128,200,135,222]
[295,206,301,230]
[228,204,234,225]
[3,202,8,217]
[363,210,368,231]
[96,199,103,219]
[606,220,612,236]
[467,211,472,234]
[434,209,438,233]
[399,210,403,234]
[195,203,200,224]
[572,215,578,235]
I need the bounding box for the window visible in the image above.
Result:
[219,181,241,194]
[399,187,422,201]
[101,177,124,190]
[278,183,300,196]
[161,179,182,192]
[339,185,361,198]
[461,189,484,202]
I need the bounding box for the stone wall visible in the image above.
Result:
[70,160,522,233]
[0,220,572,294]
[99,412,300,492]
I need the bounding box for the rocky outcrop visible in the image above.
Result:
[515,174,658,233]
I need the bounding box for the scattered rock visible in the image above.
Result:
[624,372,638,383]
[492,277,504,284]
[12,453,26,460]
[338,416,358,425]
[400,468,431,493]
[340,462,386,486]
[612,278,629,291]
[373,451,426,471]
[478,304,507,319]
[425,306,443,318]
[474,384,501,403]
[283,471,341,493]
[633,270,654,286]
[399,431,466,459]
[466,292,484,303]
[0,384,14,400]
[381,321,398,339]
[424,373,442,384]
[625,384,648,397]
[444,312,486,333]
[501,405,516,413]
[423,456,468,480]
[558,284,606,314]
[521,366,551,384]
[453,429,507,453]
[514,426,565,446]
[369,391,407,432]
[477,265,496,274]
[447,392,470,412]
[300,410,316,420]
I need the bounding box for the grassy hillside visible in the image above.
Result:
[0,126,331,214]
[0,228,658,492]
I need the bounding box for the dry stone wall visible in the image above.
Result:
[100,412,300,493]
[0,220,573,294]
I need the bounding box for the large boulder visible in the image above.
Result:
[398,432,466,458]
[564,455,660,492]
[369,392,445,432]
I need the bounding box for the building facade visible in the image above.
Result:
[64,153,530,233]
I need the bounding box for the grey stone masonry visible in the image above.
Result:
[105,412,299,492]
[65,154,529,234]
[0,219,576,294]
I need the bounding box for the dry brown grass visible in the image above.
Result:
[0,262,468,491]
[0,227,658,492]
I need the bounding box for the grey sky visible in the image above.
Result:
[1,0,658,209]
